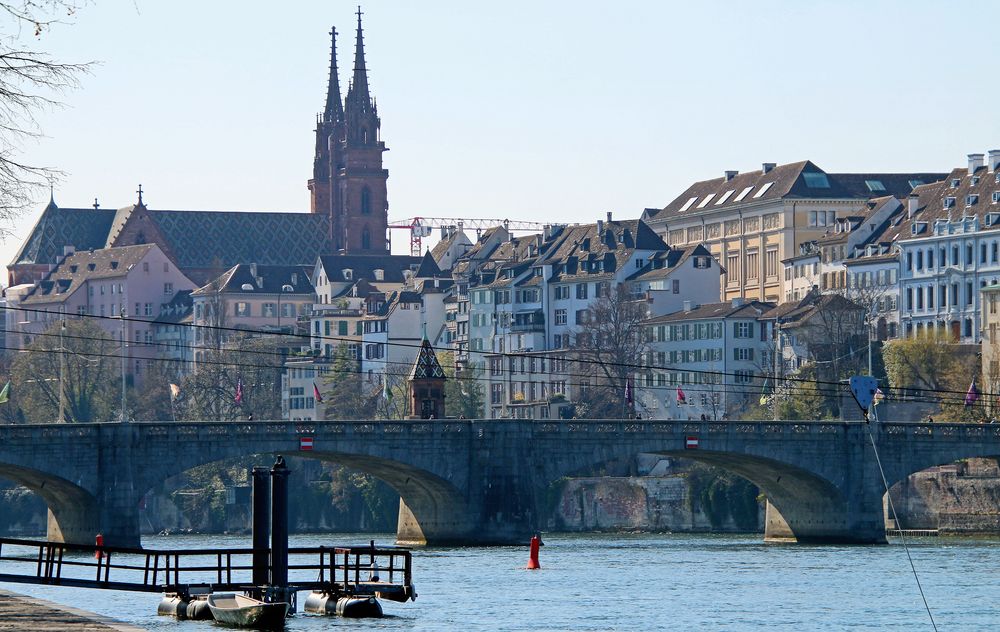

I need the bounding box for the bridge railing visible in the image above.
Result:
[0,536,413,596]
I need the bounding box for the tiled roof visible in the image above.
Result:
[897,166,1000,242]
[319,254,424,285]
[148,210,332,268]
[12,204,115,266]
[644,300,774,324]
[409,336,446,380]
[154,290,194,324]
[649,161,944,223]
[626,244,715,281]
[192,263,314,296]
[22,244,156,304]
[415,251,443,278]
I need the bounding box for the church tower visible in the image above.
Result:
[309,10,389,255]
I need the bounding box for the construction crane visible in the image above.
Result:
[387,217,548,256]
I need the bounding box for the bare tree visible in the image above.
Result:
[572,283,649,419]
[0,1,92,229]
[181,335,284,421]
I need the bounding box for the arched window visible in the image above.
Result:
[360,127,368,144]
[361,227,371,250]
[360,187,371,215]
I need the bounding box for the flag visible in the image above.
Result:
[965,378,980,407]
[676,386,686,405]
[759,377,771,407]
[169,383,181,401]
[0,381,9,404]
[235,377,243,405]
[313,382,323,404]
[624,377,634,406]
[873,387,885,407]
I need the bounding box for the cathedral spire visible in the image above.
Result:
[350,6,370,104]
[324,27,344,122]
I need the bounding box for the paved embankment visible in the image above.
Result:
[0,589,144,631]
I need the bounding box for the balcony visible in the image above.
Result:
[511,310,545,333]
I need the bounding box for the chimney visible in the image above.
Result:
[683,300,694,312]
[725,170,738,182]
[907,194,919,218]
[762,162,776,174]
[606,211,613,223]
[968,153,985,175]
[62,245,75,256]
[249,262,257,279]
[543,224,552,241]
[731,297,746,308]
[989,149,1000,172]
[596,219,604,235]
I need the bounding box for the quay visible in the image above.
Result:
[0,589,143,631]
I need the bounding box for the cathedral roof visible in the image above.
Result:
[408,336,446,381]
[12,206,116,266]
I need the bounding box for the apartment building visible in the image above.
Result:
[638,299,774,420]
[643,161,943,302]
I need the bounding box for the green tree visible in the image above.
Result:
[321,345,377,420]
[883,331,964,394]
[12,318,119,422]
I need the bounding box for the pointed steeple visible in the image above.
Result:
[324,27,344,123]
[350,6,370,104]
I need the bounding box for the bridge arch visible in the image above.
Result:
[0,463,100,544]
[132,443,473,546]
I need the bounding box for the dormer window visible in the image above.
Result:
[967,194,979,207]
[343,269,353,280]
[993,191,1000,204]
[944,197,956,209]
[951,178,961,188]
[986,213,1000,227]
[374,269,384,281]
[110,261,119,270]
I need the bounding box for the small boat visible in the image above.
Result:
[206,593,289,629]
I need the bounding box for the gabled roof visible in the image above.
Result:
[318,254,423,285]
[192,263,314,296]
[897,166,1000,242]
[12,205,115,266]
[22,244,157,304]
[764,290,863,325]
[408,336,446,380]
[644,299,774,324]
[649,161,944,223]
[627,244,717,281]
[415,251,443,278]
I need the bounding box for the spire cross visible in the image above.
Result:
[136,184,143,205]
[93,198,99,210]
[356,5,363,20]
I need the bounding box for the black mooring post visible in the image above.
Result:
[270,455,290,590]
[251,466,270,588]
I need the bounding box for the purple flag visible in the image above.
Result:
[965,378,979,407]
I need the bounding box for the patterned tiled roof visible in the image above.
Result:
[149,210,332,268]
[409,336,446,380]
[12,205,115,266]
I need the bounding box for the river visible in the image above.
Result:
[2,532,997,630]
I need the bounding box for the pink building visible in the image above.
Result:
[16,244,197,382]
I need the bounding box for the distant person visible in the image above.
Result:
[247,414,254,421]
[927,415,934,423]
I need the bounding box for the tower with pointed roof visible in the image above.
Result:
[309,9,389,255]
[407,334,447,419]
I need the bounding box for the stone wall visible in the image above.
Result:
[889,458,1000,534]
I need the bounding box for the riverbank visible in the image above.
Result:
[0,589,144,631]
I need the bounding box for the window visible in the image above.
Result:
[809,211,818,227]
[555,286,569,300]
[672,279,680,294]
[338,321,348,336]
[745,251,759,280]
[576,283,588,300]
[951,178,961,188]
[734,348,754,361]
[262,303,276,318]
[765,249,778,278]
[696,194,716,208]
[994,192,1000,204]
[726,254,739,284]
[753,182,773,198]
[361,228,371,250]
[734,186,754,202]
[555,309,567,325]
[360,187,371,215]
[967,194,979,207]
[734,322,753,338]
[678,197,698,212]
[734,370,753,383]
[944,197,956,208]
[235,302,250,317]
[163,282,173,296]
[575,309,589,325]
[144,303,153,316]
[865,179,886,192]
[694,256,711,269]
[716,190,735,205]
[802,172,831,188]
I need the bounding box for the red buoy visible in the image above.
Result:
[526,534,541,570]
[94,533,104,560]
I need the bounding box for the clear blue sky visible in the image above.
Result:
[5,0,1000,269]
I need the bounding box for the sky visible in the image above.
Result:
[3,0,1000,269]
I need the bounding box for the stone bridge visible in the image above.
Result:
[0,419,995,547]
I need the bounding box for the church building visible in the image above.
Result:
[9,12,390,288]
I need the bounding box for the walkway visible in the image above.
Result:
[0,590,144,631]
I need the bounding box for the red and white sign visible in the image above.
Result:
[299,437,314,451]
[685,436,699,449]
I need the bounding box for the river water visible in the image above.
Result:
[2,532,997,630]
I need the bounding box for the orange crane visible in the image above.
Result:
[387,217,548,256]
